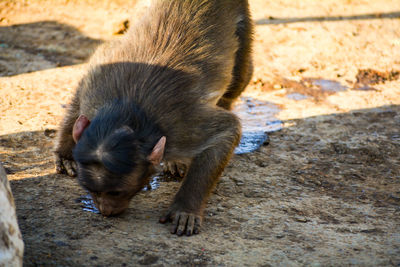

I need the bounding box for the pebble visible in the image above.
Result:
[217,206,225,212]
[295,216,309,223]
[276,233,285,239]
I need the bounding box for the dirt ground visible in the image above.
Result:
[0,0,399,266]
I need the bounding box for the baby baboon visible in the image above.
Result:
[54,0,253,236]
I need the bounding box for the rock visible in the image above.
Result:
[276,233,285,239]
[294,216,309,223]
[0,163,24,267]
[138,254,159,265]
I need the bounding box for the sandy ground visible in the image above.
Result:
[0,0,399,266]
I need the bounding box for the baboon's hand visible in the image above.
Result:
[163,161,187,178]
[55,153,77,177]
[159,209,202,236]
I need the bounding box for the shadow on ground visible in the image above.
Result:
[255,11,400,25]
[0,21,102,76]
[1,104,399,266]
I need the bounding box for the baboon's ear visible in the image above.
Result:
[147,136,166,165]
[72,115,90,143]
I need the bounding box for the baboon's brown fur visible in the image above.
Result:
[54,0,253,236]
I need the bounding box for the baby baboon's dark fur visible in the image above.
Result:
[54,0,253,236]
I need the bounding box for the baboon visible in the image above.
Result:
[54,0,253,236]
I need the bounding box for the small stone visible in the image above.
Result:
[276,233,285,239]
[298,68,306,73]
[296,177,305,184]
[256,160,268,167]
[294,216,308,223]
[138,254,159,265]
[217,206,225,212]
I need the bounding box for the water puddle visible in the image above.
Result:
[233,97,283,154]
[75,194,100,214]
[142,174,173,191]
[308,79,348,92]
[278,77,348,101]
[286,93,309,101]
[234,131,269,155]
[353,85,378,91]
[142,175,162,191]
[142,171,182,191]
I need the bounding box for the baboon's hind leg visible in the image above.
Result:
[217,8,254,110]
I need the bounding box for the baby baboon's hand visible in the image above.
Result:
[55,153,77,177]
[160,209,202,236]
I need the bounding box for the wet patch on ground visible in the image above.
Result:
[75,194,100,214]
[233,97,283,154]
[272,77,349,102]
[256,68,400,102]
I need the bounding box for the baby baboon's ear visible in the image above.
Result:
[147,136,166,165]
[72,115,90,143]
